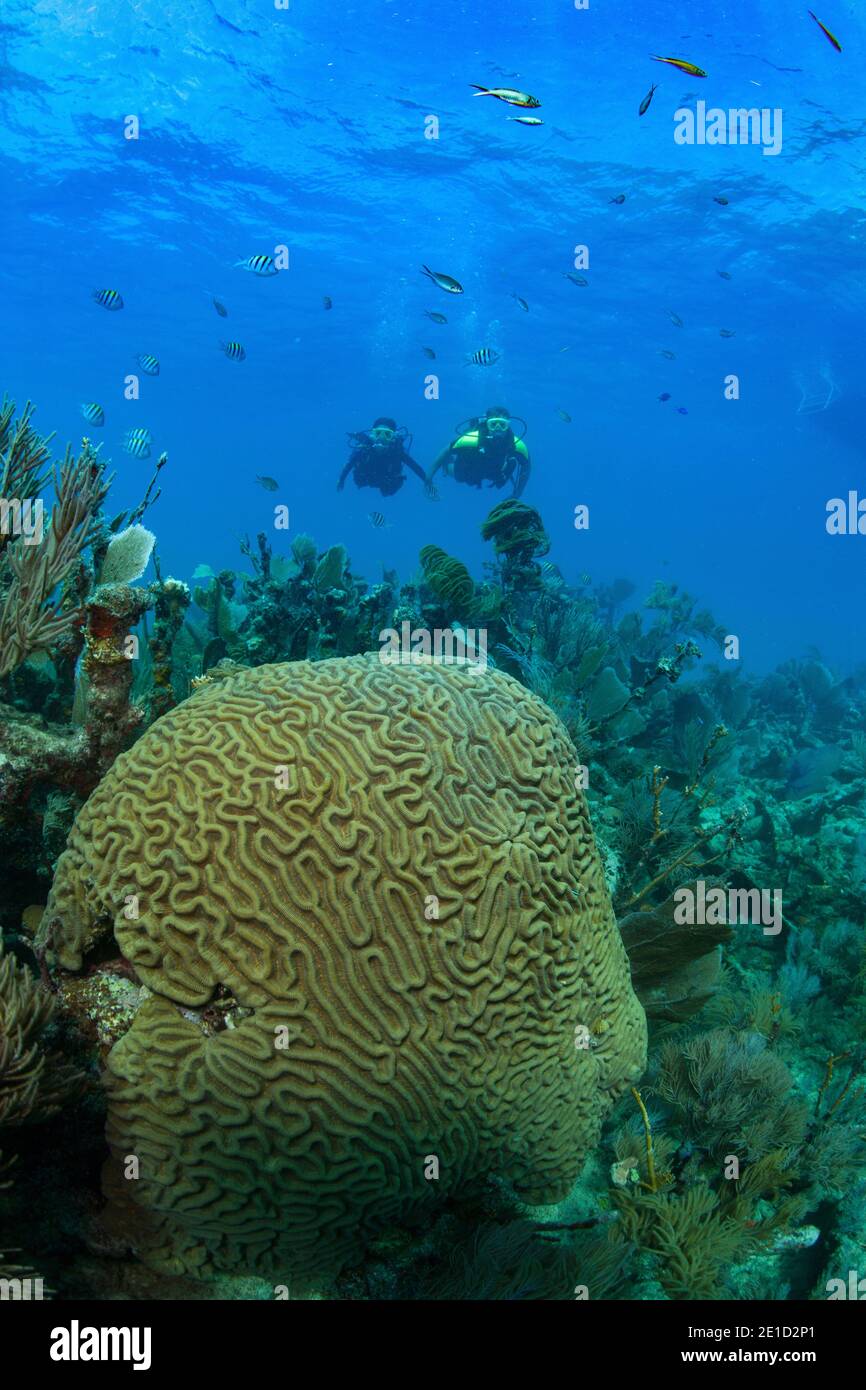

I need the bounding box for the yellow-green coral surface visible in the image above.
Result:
[39,653,646,1281]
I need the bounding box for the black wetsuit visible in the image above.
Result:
[338,436,426,497]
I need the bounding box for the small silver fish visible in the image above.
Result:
[564,272,588,287]
[511,294,529,311]
[507,115,544,126]
[719,328,736,338]
[557,409,572,423]
[660,349,676,360]
[213,296,228,317]
[421,265,463,294]
[256,475,279,491]
[668,310,684,327]
[717,270,732,280]
[425,311,448,324]
[422,346,436,359]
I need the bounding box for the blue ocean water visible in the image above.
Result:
[1,0,863,672]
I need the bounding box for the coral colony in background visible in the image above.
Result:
[1,396,863,1300]
[1,11,865,1304]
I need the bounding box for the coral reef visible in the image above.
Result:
[37,653,646,1284]
[2,400,865,1301]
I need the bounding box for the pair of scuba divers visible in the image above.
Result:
[337,407,531,499]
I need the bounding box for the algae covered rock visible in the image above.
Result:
[38,653,646,1284]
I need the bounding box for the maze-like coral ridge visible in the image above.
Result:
[40,654,646,1281]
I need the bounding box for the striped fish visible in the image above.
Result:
[368,511,389,528]
[466,347,500,366]
[221,340,246,362]
[92,288,123,310]
[137,353,160,376]
[122,429,152,459]
[235,254,278,277]
[80,403,105,426]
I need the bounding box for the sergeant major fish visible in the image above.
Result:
[92,288,123,310]
[236,254,279,277]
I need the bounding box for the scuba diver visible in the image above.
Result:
[338,417,426,496]
[426,405,531,498]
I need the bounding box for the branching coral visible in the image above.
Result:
[655,1028,809,1161]
[0,939,84,1131]
[0,435,111,678]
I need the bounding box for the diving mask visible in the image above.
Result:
[370,425,396,446]
[485,416,510,435]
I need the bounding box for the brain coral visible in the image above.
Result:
[38,653,646,1285]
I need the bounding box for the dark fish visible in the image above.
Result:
[609,194,626,205]
[557,409,572,423]
[807,10,843,53]
[466,347,499,366]
[213,297,228,317]
[668,310,684,327]
[660,349,676,360]
[80,403,105,426]
[137,353,160,376]
[639,83,658,116]
[425,311,448,323]
[421,265,463,294]
[221,340,246,361]
[511,294,529,311]
[717,270,732,280]
[322,295,333,310]
[564,272,588,287]
[236,254,278,277]
[256,475,279,491]
[719,328,736,338]
[658,392,671,402]
[470,85,541,108]
[92,288,123,310]
[713,195,729,205]
[677,406,689,415]
[368,510,388,528]
[422,346,436,359]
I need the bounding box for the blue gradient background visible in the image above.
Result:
[1,0,862,671]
